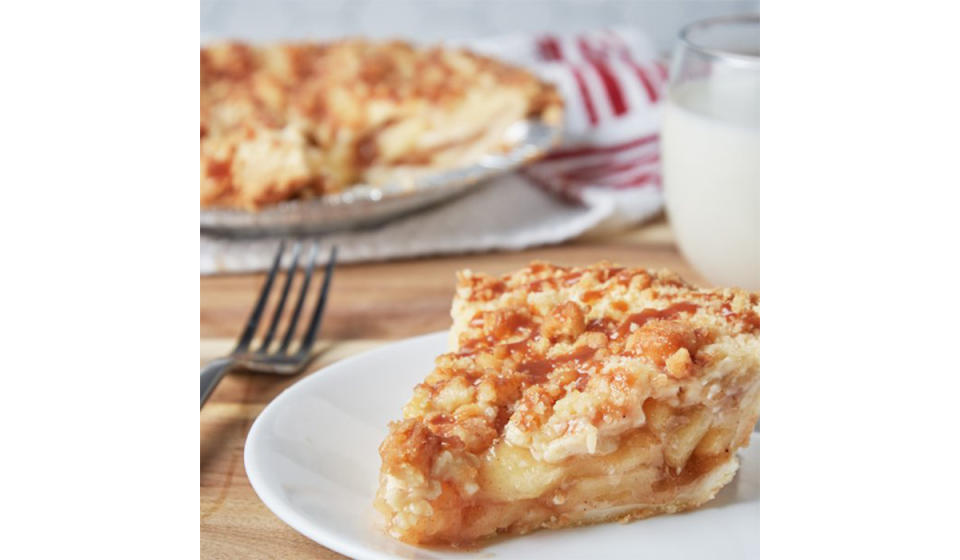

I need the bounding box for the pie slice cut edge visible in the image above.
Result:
[375,261,760,545]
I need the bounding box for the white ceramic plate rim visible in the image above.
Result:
[244,333,444,560]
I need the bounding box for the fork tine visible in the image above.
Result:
[234,241,286,353]
[297,245,338,357]
[257,242,302,353]
[278,242,320,353]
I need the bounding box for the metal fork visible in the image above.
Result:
[200,242,338,408]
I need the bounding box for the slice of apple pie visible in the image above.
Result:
[376,261,760,545]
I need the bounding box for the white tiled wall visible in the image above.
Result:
[201,0,758,53]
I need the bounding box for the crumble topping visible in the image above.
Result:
[383,261,758,467]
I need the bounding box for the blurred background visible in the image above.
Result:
[201,0,758,53]
[201,0,761,277]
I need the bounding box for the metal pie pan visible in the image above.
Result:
[200,118,561,238]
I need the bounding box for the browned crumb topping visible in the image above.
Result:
[384,261,758,472]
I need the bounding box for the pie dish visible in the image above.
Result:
[200,40,563,210]
[375,261,760,545]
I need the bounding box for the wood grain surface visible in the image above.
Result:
[200,216,706,559]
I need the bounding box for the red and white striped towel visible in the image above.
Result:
[471,27,667,218]
[202,29,669,274]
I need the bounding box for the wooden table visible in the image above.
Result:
[200,216,705,559]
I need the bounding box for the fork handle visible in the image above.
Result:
[200,357,235,408]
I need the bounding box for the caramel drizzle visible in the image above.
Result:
[520,345,598,384]
[615,302,700,339]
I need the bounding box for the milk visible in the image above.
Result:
[661,74,759,290]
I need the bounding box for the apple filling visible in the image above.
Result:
[376,395,758,544]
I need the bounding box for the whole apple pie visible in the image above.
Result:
[200,40,563,210]
[376,261,759,545]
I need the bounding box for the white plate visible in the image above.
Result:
[245,332,759,560]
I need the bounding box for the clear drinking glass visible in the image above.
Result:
[662,15,759,290]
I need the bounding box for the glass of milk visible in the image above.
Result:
[662,15,759,290]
